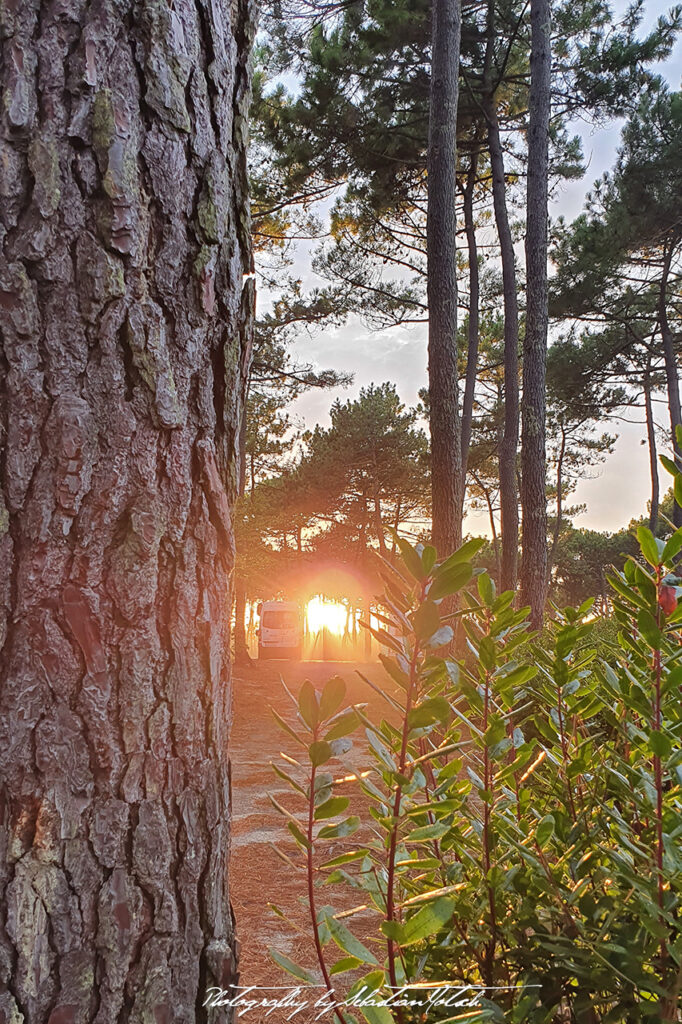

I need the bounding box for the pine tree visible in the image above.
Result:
[0,0,255,1018]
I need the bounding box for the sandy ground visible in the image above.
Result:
[229,658,400,1019]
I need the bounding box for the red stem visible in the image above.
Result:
[384,586,425,1020]
[482,645,497,990]
[653,567,666,965]
[307,758,348,1024]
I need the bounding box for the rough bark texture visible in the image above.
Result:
[659,240,682,528]
[460,152,480,488]
[644,364,660,534]
[427,0,463,558]
[486,102,519,592]
[233,406,250,665]
[483,3,519,592]
[0,0,255,1021]
[547,424,565,584]
[520,0,551,625]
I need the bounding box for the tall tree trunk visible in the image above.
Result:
[659,238,682,527]
[0,2,255,1022]
[471,471,501,586]
[520,0,551,625]
[234,391,250,665]
[372,455,387,556]
[644,362,660,533]
[547,424,566,585]
[427,0,463,557]
[484,16,519,591]
[460,151,480,488]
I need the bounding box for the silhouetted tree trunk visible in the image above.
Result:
[460,152,480,487]
[483,8,519,591]
[660,239,682,527]
[427,0,463,556]
[644,364,660,533]
[547,424,566,583]
[520,0,551,625]
[234,399,251,665]
[0,0,255,1021]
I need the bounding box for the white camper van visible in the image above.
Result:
[257,601,303,660]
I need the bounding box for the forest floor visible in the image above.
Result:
[230,658,402,1020]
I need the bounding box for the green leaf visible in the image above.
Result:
[269,948,320,985]
[637,609,663,649]
[659,453,679,478]
[395,535,427,581]
[675,473,682,510]
[637,525,660,567]
[378,654,409,691]
[429,563,472,601]
[314,796,350,820]
[321,849,371,869]
[390,896,455,946]
[421,544,437,574]
[324,913,379,965]
[348,973,393,1024]
[497,665,538,687]
[271,708,306,747]
[477,572,495,606]
[412,600,441,641]
[318,816,361,839]
[330,956,363,975]
[435,538,485,575]
[325,709,359,742]
[309,740,332,766]
[404,821,450,843]
[298,680,319,729]
[287,820,310,850]
[366,729,396,770]
[320,675,346,720]
[536,814,555,848]
[407,695,450,731]
[271,762,306,795]
[662,527,682,564]
[484,715,506,748]
[649,730,672,758]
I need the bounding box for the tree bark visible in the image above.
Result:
[0,1,255,1021]
[427,0,464,557]
[659,239,682,527]
[520,0,551,625]
[483,13,519,591]
[460,152,480,489]
[234,393,250,665]
[547,424,566,585]
[644,362,660,534]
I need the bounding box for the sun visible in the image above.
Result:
[306,596,348,637]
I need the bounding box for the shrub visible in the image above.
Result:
[267,446,682,1023]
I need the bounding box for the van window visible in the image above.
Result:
[262,610,298,630]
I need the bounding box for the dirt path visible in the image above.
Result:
[229,659,399,1012]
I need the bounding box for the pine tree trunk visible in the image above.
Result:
[0,1,255,1021]
[520,0,551,625]
[486,99,520,592]
[234,402,250,665]
[547,425,566,584]
[482,2,519,592]
[460,152,480,488]
[427,0,463,557]
[659,239,682,528]
[644,364,660,533]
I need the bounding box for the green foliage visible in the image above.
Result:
[268,447,682,1022]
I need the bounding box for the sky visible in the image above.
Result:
[265,1,682,536]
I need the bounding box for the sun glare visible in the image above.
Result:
[306,596,348,637]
